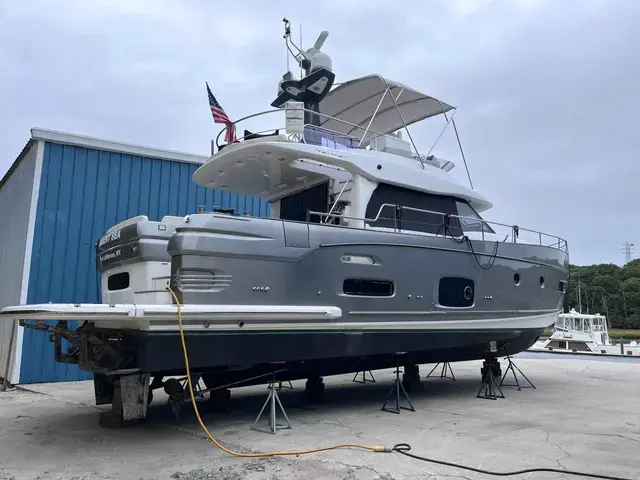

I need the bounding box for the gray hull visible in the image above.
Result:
[83,211,568,378]
[169,213,567,329]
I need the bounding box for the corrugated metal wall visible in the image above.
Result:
[20,141,270,383]
[0,141,38,382]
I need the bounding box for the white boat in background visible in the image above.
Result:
[529,309,640,357]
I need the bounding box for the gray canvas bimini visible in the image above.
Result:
[1,21,568,421]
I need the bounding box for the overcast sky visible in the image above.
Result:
[1,0,638,266]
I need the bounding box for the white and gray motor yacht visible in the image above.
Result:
[0,20,569,412]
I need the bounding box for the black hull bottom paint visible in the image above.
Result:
[106,328,543,385]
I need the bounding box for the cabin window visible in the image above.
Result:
[455,201,495,234]
[343,279,394,297]
[279,182,329,223]
[568,341,589,352]
[365,183,463,235]
[547,340,567,349]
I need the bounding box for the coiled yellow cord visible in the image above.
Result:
[167,287,388,457]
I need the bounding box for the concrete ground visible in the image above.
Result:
[0,353,639,480]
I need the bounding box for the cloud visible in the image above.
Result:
[1,0,638,265]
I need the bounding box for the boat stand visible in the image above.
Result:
[352,369,376,384]
[499,347,535,391]
[251,372,292,434]
[382,357,416,414]
[99,373,151,428]
[425,362,456,381]
[267,380,294,390]
[477,347,505,400]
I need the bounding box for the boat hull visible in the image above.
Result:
[2,211,567,381]
[74,324,545,383]
[3,304,554,378]
[131,327,544,375]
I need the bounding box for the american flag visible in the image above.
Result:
[206,82,237,143]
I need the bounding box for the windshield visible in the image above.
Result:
[455,201,495,234]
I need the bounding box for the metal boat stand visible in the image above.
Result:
[477,344,505,400]
[382,354,416,414]
[499,346,535,391]
[425,362,456,381]
[267,380,294,390]
[352,369,376,384]
[251,372,292,434]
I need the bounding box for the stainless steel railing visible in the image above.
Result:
[213,107,406,152]
[306,202,568,253]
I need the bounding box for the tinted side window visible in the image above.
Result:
[280,182,329,223]
[365,183,462,235]
[438,277,474,307]
[455,201,495,234]
[343,279,394,297]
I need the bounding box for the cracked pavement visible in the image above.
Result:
[0,355,638,479]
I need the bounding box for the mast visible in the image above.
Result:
[577,270,582,313]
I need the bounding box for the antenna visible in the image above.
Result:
[621,242,635,264]
[274,19,335,125]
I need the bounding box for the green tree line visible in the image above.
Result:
[564,259,640,329]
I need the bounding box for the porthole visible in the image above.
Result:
[540,276,545,288]
[558,281,565,293]
[463,286,473,300]
[513,273,520,286]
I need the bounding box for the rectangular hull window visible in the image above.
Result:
[107,272,130,291]
[439,277,474,307]
[343,279,394,297]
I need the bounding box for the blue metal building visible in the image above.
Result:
[0,128,269,384]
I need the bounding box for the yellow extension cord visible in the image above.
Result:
[166,287,389,457]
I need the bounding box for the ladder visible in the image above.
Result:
[325,180,351,224]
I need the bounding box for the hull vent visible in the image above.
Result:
[174,269,232,292]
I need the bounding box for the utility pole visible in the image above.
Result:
[621,242,635,264]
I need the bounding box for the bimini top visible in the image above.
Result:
[317,74,454,143]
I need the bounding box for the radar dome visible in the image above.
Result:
[310,51,332,73]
